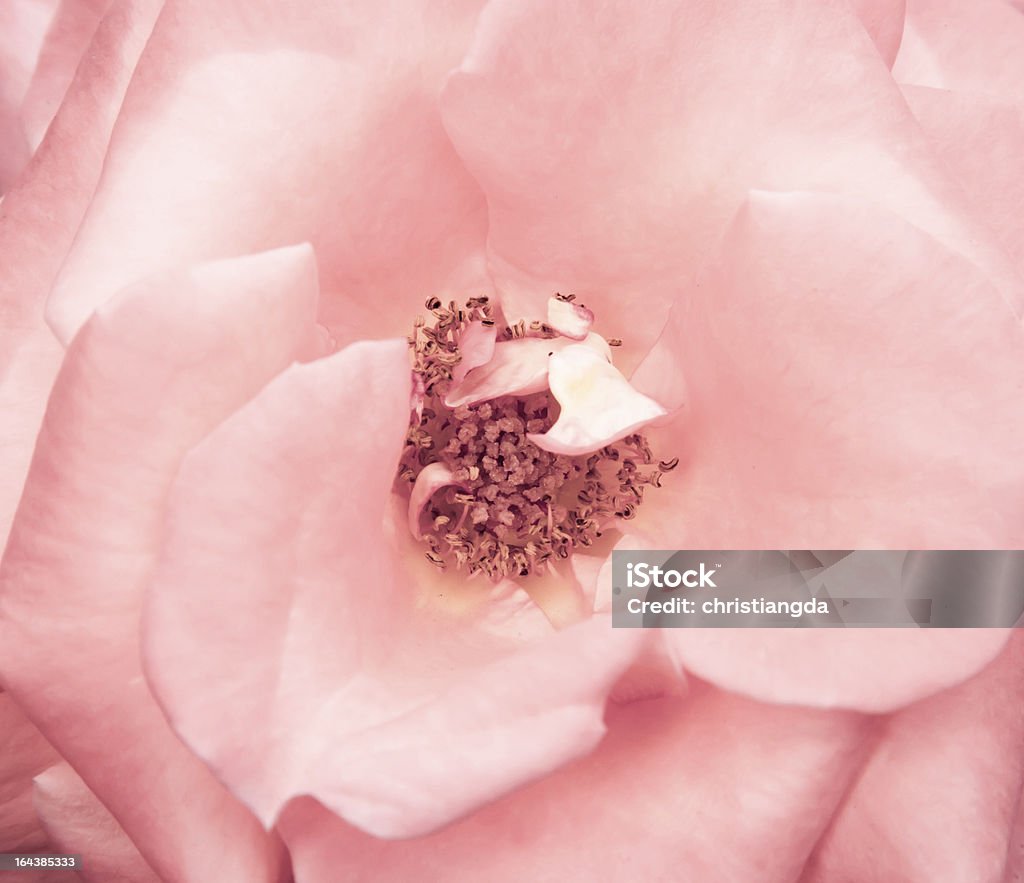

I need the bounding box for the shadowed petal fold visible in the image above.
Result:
[0,0,56,189]
[34,763,160,883]
[1,693,60,855]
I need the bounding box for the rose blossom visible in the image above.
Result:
[2,0,1024,881]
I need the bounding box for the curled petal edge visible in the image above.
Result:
[529,345,668,455]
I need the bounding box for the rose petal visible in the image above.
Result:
[444,332,609,408]
[18,0,111,151]
[893,0,1024,99]
[45,0,489,346]
[442,0,1017,373]
[34,763,159,883]
[0,0,55,189]
[449,319,497,387]
[142,342,648,837]
[846,0,906,67]
[803,633,1024,882]
[632,191,1024,711]
[902,85,1024,276]
[408,462,465,541]
[0,246,317,882]
[527,344,667,456]
[1009,797,1024,882]
[0,0,161,552]
[1,693,60,854]
[546,295,593,340]
[279,686,871,882]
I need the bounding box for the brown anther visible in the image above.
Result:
[607,338,623,346]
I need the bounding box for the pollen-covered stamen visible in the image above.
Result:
[398,296,675,581]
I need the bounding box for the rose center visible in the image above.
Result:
[397,296,675,581]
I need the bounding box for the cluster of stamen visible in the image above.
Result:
[397,296,675,581]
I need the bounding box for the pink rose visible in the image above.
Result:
[2,1,1023,881]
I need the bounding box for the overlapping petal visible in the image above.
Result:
[34,763,159,883]
[18,0,112,151]
[278,685,871,882]
[441,0,1014,375]
[846,0,907,67]
[45,0,490,345]
[631,191,1024,711]
[803,633,1024,881]
[0,0,163,552]
[0,0,56,190]
[0,245,319,882]
[893,0,1024,99]
[142,339,647,838]
[901,85,1024,276]
[1,692,60,854]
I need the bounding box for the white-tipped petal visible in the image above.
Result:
[547,296,594,340]
[408,463,465,540]
[450,320,498,387]
[528,345,668,455]
[444,333,611,408]
[580,331,613,362]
